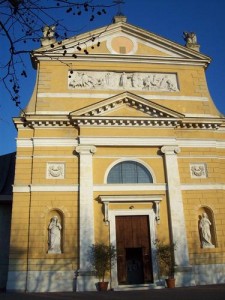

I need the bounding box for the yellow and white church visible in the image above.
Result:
[6,15,225,292]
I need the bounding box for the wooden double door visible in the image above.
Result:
[116,215,153,285]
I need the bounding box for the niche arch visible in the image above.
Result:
[46,209,64,254]
[198,206,217,248]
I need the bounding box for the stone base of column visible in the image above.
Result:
[174,265,196,287]
[75,269,98,291]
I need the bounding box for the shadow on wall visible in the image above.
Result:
[0,203,12,292]
[25,210,77,292]
[0,152,16,292]
[6,210,78,293]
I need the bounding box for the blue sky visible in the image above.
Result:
[1,0,225,155]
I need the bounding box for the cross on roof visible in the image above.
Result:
[114,0,125,16]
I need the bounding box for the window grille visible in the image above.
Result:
[107,161,153,183]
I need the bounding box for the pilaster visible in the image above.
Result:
[161,146,191,275]
[75,145,96,291]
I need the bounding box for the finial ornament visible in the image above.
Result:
[183,31,200,52]
[114,0,125,16]
[113,0,126,23]
[41,25,56,46]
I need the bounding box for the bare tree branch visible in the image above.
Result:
[0,0,119,110]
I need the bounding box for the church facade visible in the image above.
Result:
[6,16,225,292]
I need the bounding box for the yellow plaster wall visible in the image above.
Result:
[9,190,79,272]
[178,153,222,184]
[183,190,225,264]
[136,43,171,56]
[33,61,219,116]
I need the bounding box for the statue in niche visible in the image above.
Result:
[199,213,215,248]
[48,216,62,254]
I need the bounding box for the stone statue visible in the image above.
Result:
[119,72,128,88]
[68,71,178,92]
[183,32,197,45]
[199,213,215,248]
[41,25,56,46]
[42,25,56,38]
[48,216,62,253]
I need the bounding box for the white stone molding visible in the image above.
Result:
[99,195,163,225]
[68,71,179,92]
[161,145,190,268]
[13,186,31,192]
[37,93,209,101]
[181,183,224,190]
[47,163,65,179]
[190,163,207,178]
[17,138,78,148]
[79,137,177,146]
[77,137,224,148]
[75,145,96,271]
[33,138,78,147]
[94,184,166,191]
[12,183,225,193]
[16,138,33,148]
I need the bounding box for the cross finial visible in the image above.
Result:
[113,0,126,23]
[114,0,125,16]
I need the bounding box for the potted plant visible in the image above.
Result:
[89,242,117,291]
[155,239,177,288]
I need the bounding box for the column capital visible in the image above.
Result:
[75,145,97,155]
[161,145,180,155]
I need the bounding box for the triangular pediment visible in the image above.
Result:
[70,92,184,120]
[33,20,210,63]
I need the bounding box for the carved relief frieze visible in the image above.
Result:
[47,163,65,179]
[68,71,179,92]
[190,163,207,178]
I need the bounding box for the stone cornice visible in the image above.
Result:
[32,53,210,68]
[14,115,223,130]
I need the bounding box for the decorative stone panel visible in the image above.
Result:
[46,163,65,179]
[190,163,207,178]
[68,71,179,92]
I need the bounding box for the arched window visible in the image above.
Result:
[107,161,153,184]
